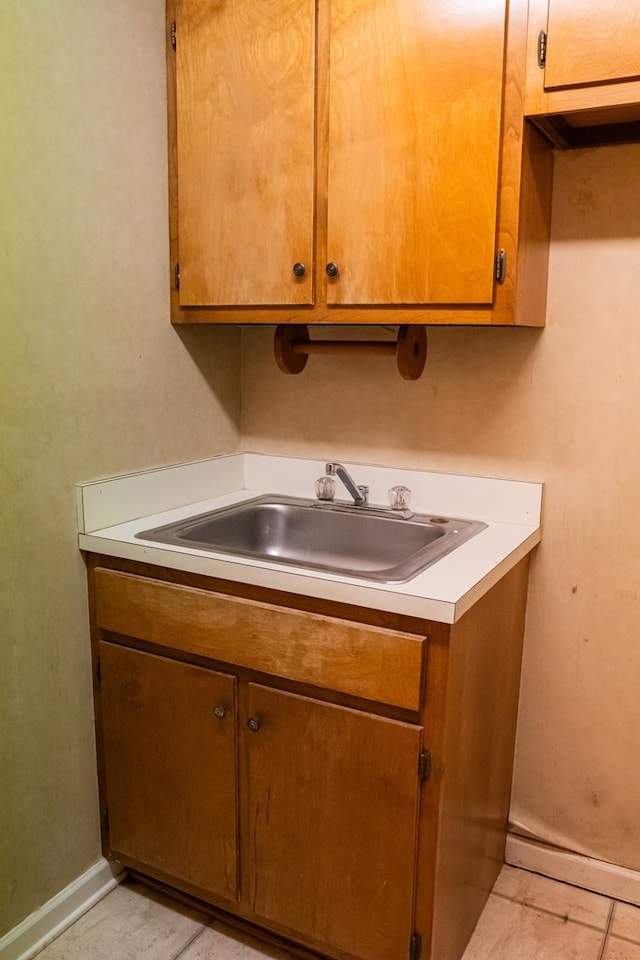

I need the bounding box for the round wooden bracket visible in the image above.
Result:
[274,324,310,374]
[273,324,427,380]
[396,325,427,380]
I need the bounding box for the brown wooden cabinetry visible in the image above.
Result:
[87,554,531,960]
[324,0,504,309]
[99,643,238,901]
[525,0,640,146]
[246,685,421,960]
[174,0,316,309]
[167,0,553,326]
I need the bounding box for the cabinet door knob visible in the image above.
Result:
[325,262,339,278]
[292,262,306,278]
[213,705,226,719]
[247,717,260,732]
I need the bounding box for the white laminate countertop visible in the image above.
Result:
[76,453,543,624]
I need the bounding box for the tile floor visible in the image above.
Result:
[31,865,640,960]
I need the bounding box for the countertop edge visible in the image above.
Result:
[78,526,540,625]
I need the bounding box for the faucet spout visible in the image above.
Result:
[325,462,369,506]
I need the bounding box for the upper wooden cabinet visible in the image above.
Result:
[167,0,553,325]
[525,0,640,147]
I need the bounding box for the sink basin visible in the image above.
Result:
[136,495,487,583]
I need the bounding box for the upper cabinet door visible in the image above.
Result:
[175,0,316,306]
[544,0,640,89]
[325,0,507,306]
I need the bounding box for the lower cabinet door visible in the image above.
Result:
[99,641,238,901]
[246,684,423,960]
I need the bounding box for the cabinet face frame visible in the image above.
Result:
[91,577,430,960]
[165,0,552,326]
[524,0,640,147]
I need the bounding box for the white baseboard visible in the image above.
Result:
[0,858,124,960]
[506,834,640,906]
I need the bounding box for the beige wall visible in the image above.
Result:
[0,1,241,935]
[242,143,640,872]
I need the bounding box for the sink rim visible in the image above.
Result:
[135,494,487,584]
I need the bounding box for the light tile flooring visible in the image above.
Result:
[32,865,640,960]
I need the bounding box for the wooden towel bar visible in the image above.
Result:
[274,324,427,380]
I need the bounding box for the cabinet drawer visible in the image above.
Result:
[93,568,426,710]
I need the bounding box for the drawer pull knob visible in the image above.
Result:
[247,717,260,732]
[213,705,226,719]
[325,261,339,278]
[292,262,306,278]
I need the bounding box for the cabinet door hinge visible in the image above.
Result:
[410,931,422,960]
[104,806,109,830]
[495,248,506,285]
[418,749,431,782]
[171,21,177,51]
[537,29,547,69]
[174,262,180,290]
[95,658,101,682]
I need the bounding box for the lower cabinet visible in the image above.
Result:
[88,556,531,960]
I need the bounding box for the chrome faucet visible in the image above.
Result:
[325,462,369,506]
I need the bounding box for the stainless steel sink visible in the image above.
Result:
[136,495,487,583]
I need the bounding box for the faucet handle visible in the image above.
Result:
[315,475,336,501]
[389,485,412,511]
